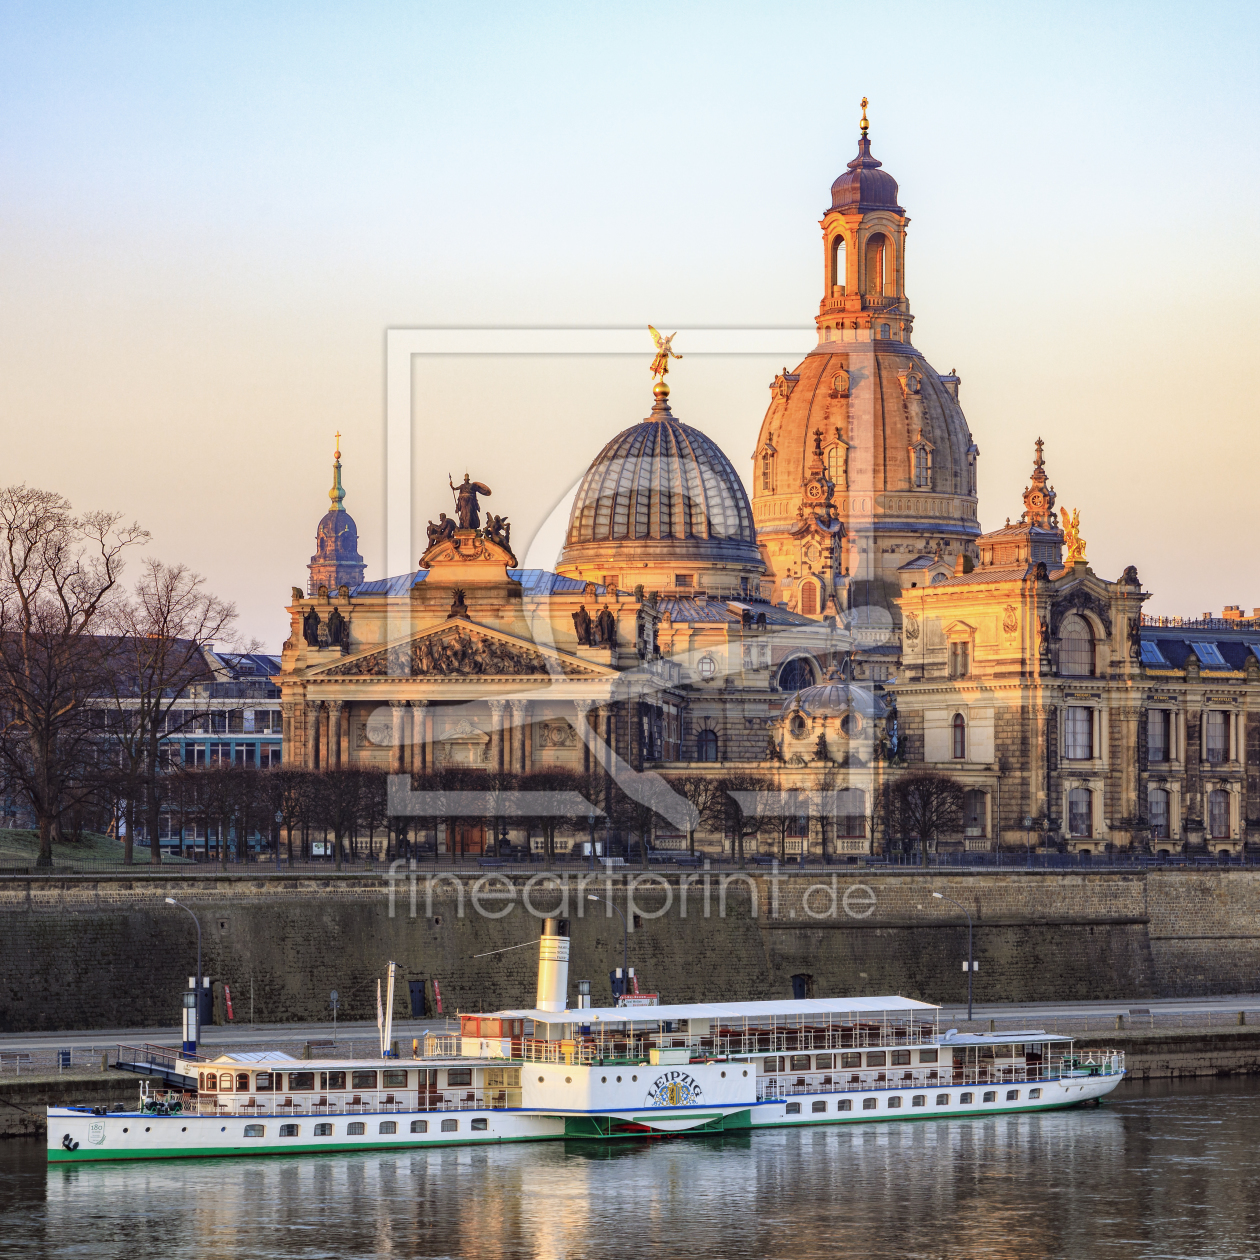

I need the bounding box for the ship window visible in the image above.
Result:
[837,1099,853,1111]
[326,1072,346,1090]
[785,1102,801,1115]
[812,1101,827,1113]
[199,1072,210,1091]
[254,1073,272,1092]
[936,1094,950,1106]
[790,1055,810,1072]
[351,1071,377,1090]
[288,1072,314,1091]
[279,1124,299,1137]
[378,1122,397,1134]
[411,1120,428,1133]
[815,1055,833,1070]
[960,1092,973,1104]
[447,1069,473,1087]
[983,1091,996,1103]
[382,1070,409,1088]
[1029,1089,1041,1099]
[912,1095,926,1107]
[219,1073,233,1091]
[891,1051,911,1066]
[919,1050,938,1064]
[347,1122,365,1135]
[243,1124,265,1137]
[887,1096,902,1108]
[472,1118,489,1131]
[314,1123,333,1136]
[1006,1090,1019,1101]
[862,1098,877,1110]
[236,1073,249,1092]
[865,1052,886,1067]
[442,1118,458,1132]
[840,1053,862,1069]
[763,1057,784,1073]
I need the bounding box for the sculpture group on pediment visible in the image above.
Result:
[450,474,492,529]
[328,626,590,678]
[425,513,457,549]
[485,513,511,550]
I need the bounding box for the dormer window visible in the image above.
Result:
[761,449,775,492]
[911,439,933,489]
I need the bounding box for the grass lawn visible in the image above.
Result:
[0,829,195,870]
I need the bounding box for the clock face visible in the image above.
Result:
[806,483,823,499]
[1029,493,1044,508]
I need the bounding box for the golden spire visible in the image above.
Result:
[334,430,341,460]
[860,96,869,137]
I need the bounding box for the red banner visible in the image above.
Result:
[433,979,443,1015]
[223,984,234,1022]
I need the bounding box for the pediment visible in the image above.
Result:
[312,619,614,680]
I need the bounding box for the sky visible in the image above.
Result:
[2,1,1258,646]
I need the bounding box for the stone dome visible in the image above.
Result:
[783,679,887,720]
[558,387,764,589]
[307,446,366,595]
[829,135,903,214]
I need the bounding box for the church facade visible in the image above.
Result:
[273,110,1260,858]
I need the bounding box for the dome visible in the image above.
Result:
[829,136,902,215]
[559,387,764,586]
[307,445,366,595]
[782,680,887,720]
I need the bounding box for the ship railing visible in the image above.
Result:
[192,1092,514,1118]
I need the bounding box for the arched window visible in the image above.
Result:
[696,730,718,763]
[963,790,986,836]
[778,657,815,693]
[1209,789,1230,838]
[952,713,966,759]
[1148,788,1169,838]
[831,236,847,290]
[1059,614,1094,676]
[236,1073,250,1092]
[220,1073,234,1091]
[826,445,845,489]
[914,446,930,488]
[800,580,819,616]
[879,323,890,339]
[761,450,774,491]
[1068,787,1092,837]
[865,233,887,295]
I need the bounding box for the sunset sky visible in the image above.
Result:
[2,2,1258,646]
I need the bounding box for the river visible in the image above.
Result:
[2,1078,1258,1259]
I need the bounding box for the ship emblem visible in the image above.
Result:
[87,1121,105,1145]
[646,1071,702,1108]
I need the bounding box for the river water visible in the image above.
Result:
[3,1079,1258,1259]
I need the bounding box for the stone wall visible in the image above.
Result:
[1,869,1258,1032]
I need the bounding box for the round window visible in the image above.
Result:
[698,655,716,680]
[790,714,808,739]
[840,713,861,737]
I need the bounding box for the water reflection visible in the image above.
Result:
[3,1079,1259,1259]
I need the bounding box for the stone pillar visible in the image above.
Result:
[489,699,507,773]
[304,701,319,770]
[281,701,296,765]
[601,704,616,810]
[327,701,343,770]
[340,702,351,767]
[390,701,406,774]
[410,700,428,774]
[511,700,531,774]
[573,699,594,775]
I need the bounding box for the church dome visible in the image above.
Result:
[307,443,366,595]
[829,135,902,214]
[558,386,764,590]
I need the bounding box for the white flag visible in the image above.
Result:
[376,978,384,1052]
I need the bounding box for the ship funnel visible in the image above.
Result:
[535,918,571,1012]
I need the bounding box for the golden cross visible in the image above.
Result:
[860,97,869,135]
[334,431,341,456]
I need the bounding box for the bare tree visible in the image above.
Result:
[882,772,964,866]
[100,561,240,864]
[716,770,775,865]
[668,773,726,859]
[0,486,147,866]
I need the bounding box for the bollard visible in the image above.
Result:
[100,1052,107,1073]
[391,1039,400,1058]
[303,1042,312,1060]
[1240,1011,1247,1026]
[1115,1015,1124,1030]
[988,1019,995,1033]
[412,1038,419,1059]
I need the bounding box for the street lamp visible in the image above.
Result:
[587,894,628,1003]
[274,809,283,872]
[932,890,974,1022]
[166,897,202,1053]
[588,808,597,871]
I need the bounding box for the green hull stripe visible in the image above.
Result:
[48,1134,552,1163]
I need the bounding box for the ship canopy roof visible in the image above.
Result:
[494,996,937,1025]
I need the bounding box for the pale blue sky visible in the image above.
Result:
[2,3,1258,642]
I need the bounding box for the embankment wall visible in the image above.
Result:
[0,869,1257,1032]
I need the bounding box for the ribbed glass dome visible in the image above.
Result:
[564,392,756,549]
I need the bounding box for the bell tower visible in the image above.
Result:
[816,100,913,346]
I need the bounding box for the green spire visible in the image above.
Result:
[329,433,345,512]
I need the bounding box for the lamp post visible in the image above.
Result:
[587,894,628,1003]
[1023,815,1033,869]
[166,896,202,1052]
[588,808,597,871]
[932,890,974,1022]
[274,809,283,872]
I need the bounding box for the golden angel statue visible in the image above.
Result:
[648,326,682,381]
[1061,507,1086,562]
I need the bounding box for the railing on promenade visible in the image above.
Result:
[192,1091,513,1117]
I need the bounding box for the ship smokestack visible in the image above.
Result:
[535,918,571,1012]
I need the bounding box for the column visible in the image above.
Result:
[601,703,616,810]
[510,700,531,774]
[304,701,319,770]
[390,701,406,774]
[318,704,331,772]
[281,701,296,765]
[340,702,351,767]
[410,700,428,775]
[327,701,343,770]
[573,699,594,775]
[489,699,507,773]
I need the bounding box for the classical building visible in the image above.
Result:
[272,107,1260,859]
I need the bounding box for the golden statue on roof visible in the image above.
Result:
[648,326,682,382]
[1061,507,1087,563]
